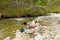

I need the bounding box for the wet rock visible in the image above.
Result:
[4,36,10,40]
[54,34,60,40]
[14,18,24,21]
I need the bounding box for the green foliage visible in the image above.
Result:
[24,6,48,16]
[8,8,16,16]
[32,7,48,16]
[40,0,49,5]
[36,0,41,6]
[0,0,9,8]
[0,0,60,17]
[36,0,49,6]
[24,7,32,15]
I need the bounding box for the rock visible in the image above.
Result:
[50,13,60,17]
[4,36,10,40]
[25,29,35,33]
[54,34,60,40]
[4,15,60,40]
[14,18,24,21]
[34,32,43,40]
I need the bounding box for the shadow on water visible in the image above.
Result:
[0,15,38,19]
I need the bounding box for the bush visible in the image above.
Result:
[24,6,48,16]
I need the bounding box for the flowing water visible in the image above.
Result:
[0,13,60,40]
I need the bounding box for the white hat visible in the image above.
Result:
[30,20,36,26]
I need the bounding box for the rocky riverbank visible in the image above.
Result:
[4,14,60,40]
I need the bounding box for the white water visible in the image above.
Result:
[4,13,60,40]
